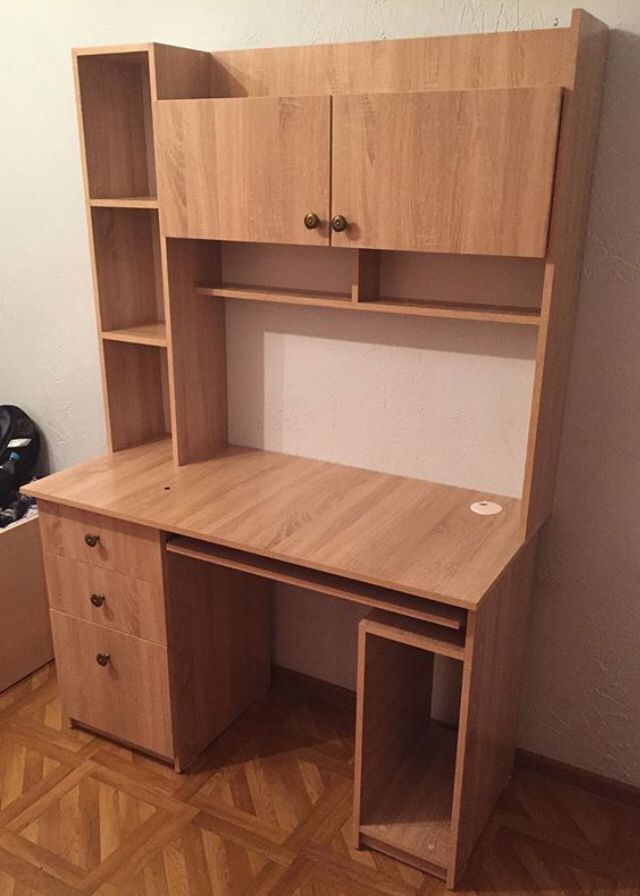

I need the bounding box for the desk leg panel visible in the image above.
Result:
[449,536,538,886]
[165,552,272,771]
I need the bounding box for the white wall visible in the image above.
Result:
[2,1,639,787]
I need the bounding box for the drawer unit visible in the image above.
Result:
[43,553,167,644]
[38,501,164,585]
[50,610,173,758]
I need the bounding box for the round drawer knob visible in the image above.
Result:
[304,212,320,230]
[95,652,110,667]
[90,593,106,608]
[331,214,348,233]
[84,533,100,548]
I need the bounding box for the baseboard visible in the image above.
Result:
[272,663,640,807]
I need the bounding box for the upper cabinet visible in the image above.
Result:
[155,87,562,257]
[155,96,331,245]
[331,88,562,257]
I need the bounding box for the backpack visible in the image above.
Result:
[0,405,41,509]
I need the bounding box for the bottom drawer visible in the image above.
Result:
[50,610,173,758]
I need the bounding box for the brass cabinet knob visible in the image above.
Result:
[331,214,348,233]
[95,652,110,667]
[304,212,320,230]
[84,533,100,548]
[90,593,106,608]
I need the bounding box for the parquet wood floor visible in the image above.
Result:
[0,663,638,895]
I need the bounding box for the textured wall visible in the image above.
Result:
[1,1,639,786]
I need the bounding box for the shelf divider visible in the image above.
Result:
[102,322,167,347]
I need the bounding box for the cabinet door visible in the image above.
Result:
[331,88,562,257]
[155,96,331,245]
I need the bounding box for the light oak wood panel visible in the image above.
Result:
[90,196,158,209]
[101,322,167,347]
[164,239,228,465]
[43,553,166,644]
[102,341,170,450]
[0,519,53,693]
[448,537,537,886]
[197,283,541,325]
[167,537,467,630]
[211,26,574,97]
[74,51,156,199]
[91,207,163,333]
[331,88,562,256]
[359,724,458,880]
[155,96,331,244]
[150,43,212,100]
[165,554,271,770]
[522,11,609,535]
[24,440,523,609]
[37,502,164,587]
[49,611,173,758]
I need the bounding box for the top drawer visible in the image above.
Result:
[38,502,163,587]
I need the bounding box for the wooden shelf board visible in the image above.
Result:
[197,283,541,326]
[360,723,457,876]
[197,283,352,309]
[101,323,167,347]
[360,298,542,326]
[22,439,523,609]
[90,196,158,209]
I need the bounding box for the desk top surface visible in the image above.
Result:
[25,440,524,608]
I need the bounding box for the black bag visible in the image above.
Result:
[0,405,40,509]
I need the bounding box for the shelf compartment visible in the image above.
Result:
[102,322,167,347]
[76,50,156,199]
[197,283,541,325]
[92,207,164,333]
[355,610,465,879]
[90,196,158,209]
[102,341,171,451]
[360,723,457,877]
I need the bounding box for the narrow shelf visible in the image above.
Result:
[102,322,167,347]
[197,283,541,326]
[197,283,352,309]
[359,723,457,878]
[90,196,158,209]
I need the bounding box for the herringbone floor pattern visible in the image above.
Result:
[0,663,638,895]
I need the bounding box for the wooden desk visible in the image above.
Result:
[25,438,521,608]
[24,439,534,885]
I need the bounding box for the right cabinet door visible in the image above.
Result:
[331,88,562,257]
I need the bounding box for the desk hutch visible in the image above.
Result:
[24,10,607,887]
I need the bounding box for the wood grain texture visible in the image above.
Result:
[102,341,169,451]
[42,553,167,644]
[25,440,522,609]
[448,537,537,886]
[164,239,228,465]
[75,51,156,199]
[101,322,167,347]
[0,664,637,895]
[37,502,164,588]
[522,11,609,535]
[197,283,542,325]
[0,520,53,693]
[91,207,163,332]
[165,554,271,770]
[332,88,562,256]
[167,537,467,630]
[150,43,212,101]
[49,611,173,758]
[155,96,331,244]
[211,26,574,96]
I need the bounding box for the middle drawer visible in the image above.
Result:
[43,553,167,644]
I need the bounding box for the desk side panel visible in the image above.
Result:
[449,536,538,885]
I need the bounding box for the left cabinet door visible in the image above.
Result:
[155,96,331,245]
